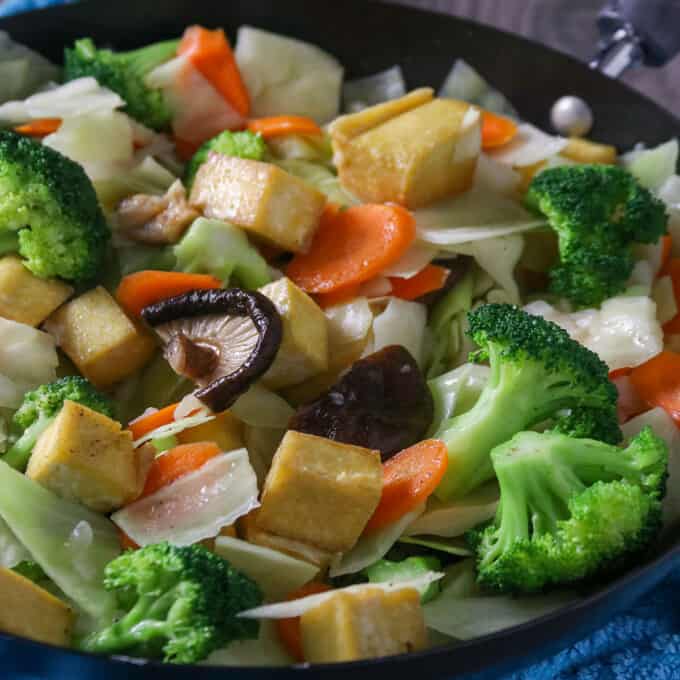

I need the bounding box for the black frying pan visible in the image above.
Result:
[1,1,679,678]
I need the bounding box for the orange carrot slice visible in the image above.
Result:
[389,264,449,301]
[178,25,250,117]
[364,439,449,533]
[128,403,180,441]
[247,115,322,139]
[116,270,222,318]
[661,259,680,334]
[481,111,518,149]
[287,203,416,294]
[659,235,673,276]
[275,582,333,662]
[629,351,680,424]
[14,118,62,138]
[141,441,221,498]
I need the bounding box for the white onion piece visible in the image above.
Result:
[238,572,444,619]
[488,123,567,167]
[112,449,259,547]
[343,66,406,112]
[474,153,521,196]
[371,297,427,366]
[324,297,373,348]
[653,276,678,325]
[622,139,678,191]
[381,242,438,279]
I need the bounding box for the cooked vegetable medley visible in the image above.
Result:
[0,22,679,668]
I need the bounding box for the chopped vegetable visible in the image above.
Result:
[342,66,407,112]
[489,123,566,167]
[14,117,61,137]
[629,351,680,423]
[622,139,678,191]
[370,298,427,367]
[287,203,416,294]
[116,270,222,317]
[389,265,449,301]
[480,111,517,149]
[80,542,262,663]
[129,402,179,439]
[178,25,250,117]
[365,440,448,533]
[247,115,322,139]
[364,555,442,603]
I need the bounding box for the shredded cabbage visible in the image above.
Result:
[488,123,567,167]
[273,159,358,206]
[324,297,373,371]
[398,535,472,557]
[231,384,295,429]
[329,505,425,578]
[343,66,407,112]
[214,535,319,601]
[524,296,663,371]
[0,31,59,103]
[473,153,521,196]
[133,411,216,448]
[267,132,333,165]
[0,515,31,568]
[652,276,678,325]
[621,139,679,191]
[369,297,427,366]
[382,242,438,279]
[202,621,292,666]
[112,449,259,547]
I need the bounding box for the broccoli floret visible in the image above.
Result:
[63,37,179,131]
[80,542,262,664]
[468,426,667,593]
[434,304,620,499]
[2,376,114,471]
[552,406,623,445]
[0,131,110,282]
[184,130,267,188]
[364,556,442,604]
[525,164,668,307]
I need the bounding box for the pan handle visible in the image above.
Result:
[591,0,680,77]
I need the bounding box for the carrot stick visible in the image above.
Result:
[364,439,449,533]
[629,351,680,424]
[116,270,222,317]
[287,203,416,294]
[141,441,221,497]
[178,25,250,117]
[661,259,680,334]
[128,403,180,440]
[14,118,62,138]
[389,264,449,301]
[275,582,333,662]
[247,115,322,139]
[481,111,517,149]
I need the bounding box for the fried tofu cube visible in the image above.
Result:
[0,567,74,646]
[256,431,382,553]
[0,256,72,326]
[260,277,328,388]
[189,154,326,252]
[330,88,481,208]
[301,587,427,662]
[26,400,149,512]
[240,509,334,569]
[561,137,617,165]
[177,410,244,451]
[44,286,156,389]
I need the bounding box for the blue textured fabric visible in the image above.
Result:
[2,1,680,679]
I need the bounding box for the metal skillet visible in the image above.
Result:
[0,0,678,677]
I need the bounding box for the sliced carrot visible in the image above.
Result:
[116,270,222,318]
[14,118,62,138]
[629,351,680,424]
[141,441,221,497]
[174,136,201,161]
[247,115,322,139]
[275,582,333,662]
[662,259,680,334]
[315,283,361,309]
[659,235,673,276]
[287,203,416,294]
[128,403,179,440]
[389,264,449,301]
[178,25,250,117]
[364,439,449,534]
[481,111,518,150]
[609,367,632,381]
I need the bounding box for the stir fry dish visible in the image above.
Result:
[1,23,680,667]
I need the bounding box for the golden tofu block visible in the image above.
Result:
[256,431,382,553]
[189,154,326,252]
[0,256,72,327]
[260,277,329,388]
[240,509,334,569]
[301,587,427,663]
[330,88,481,208]
[44,286,156,389]
[26,400,148,512]
[0,567,74,646]
[177,410,244,451]
[562,137,618,165]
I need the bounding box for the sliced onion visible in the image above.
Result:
[238,571,444,619]
[342,66,407,112]
[382,242,438,279]
[133,411,216,448]
[359,276,393,298]
[112,449,259,547]
[371,297,427,366]
[474,153,521,196]
[488,123,567,167]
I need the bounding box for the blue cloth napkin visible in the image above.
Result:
[2,1,680,678]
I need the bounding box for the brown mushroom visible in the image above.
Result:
[289,345,434,460]
[141,289,283,412]
[117,179,199,245]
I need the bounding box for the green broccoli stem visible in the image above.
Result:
[125,40,181,77]
[0,230,19,257]
[2,415,52,470]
